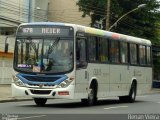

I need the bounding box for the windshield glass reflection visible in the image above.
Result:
[14,38,73,73]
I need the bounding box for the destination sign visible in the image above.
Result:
[17,25,73,37]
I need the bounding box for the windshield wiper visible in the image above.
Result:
[48,37,60,54]
[28,39,39,61]
[46,37,60,62]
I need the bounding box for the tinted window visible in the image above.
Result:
[76,38,86,62]
[130,43,137,64]
[139,45,146,65]
[88,36,97,62]
[146,46,151,65]
[110,41,119,63]
[120,42,128,63]
[98,38,108,62]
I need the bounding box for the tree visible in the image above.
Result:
[77,0,160,43]
[77,0,160,81]
[77,0,107,27]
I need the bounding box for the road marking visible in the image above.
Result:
[18,115,46,120]
[104,106,128,110]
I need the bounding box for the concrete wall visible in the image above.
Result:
[48,0,91,26]
[0,36,15,84]
[0,57,13,84]
[0,0,29,27]
[0,36,15,53]
[0,0,49,27]
[30,0,49,22]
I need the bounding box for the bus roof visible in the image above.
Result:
[19,22,151,46]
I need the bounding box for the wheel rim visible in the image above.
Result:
[132,90,135,100]
[131,85,136,101]
[89,90,94,99]
[88,89,94,105]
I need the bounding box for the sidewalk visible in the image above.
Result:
[0,84,31,103]
[0,84,160,103]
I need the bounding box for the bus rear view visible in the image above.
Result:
[12,22,75,106]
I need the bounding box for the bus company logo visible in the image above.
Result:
[39,84,44,88]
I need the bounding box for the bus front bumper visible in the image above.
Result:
[11,83,74,99]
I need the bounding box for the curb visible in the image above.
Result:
[151,88,160,93]
[0,98,32,103]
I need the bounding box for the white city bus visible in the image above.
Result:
[12,22,152,106]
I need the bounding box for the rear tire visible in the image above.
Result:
[119,82,137,103]
[128,82,137,103]
[34,98,47,106]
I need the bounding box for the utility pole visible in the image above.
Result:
[106,0,110,30]
[108,4,146,31]
[28,0,31,22]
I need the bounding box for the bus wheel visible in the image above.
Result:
[119,82,137,103]
[34,98,47,106]
[81,85,97,106]
[128,82,137,103]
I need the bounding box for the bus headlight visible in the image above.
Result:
[12,75,26,87]
[57,77,74,88]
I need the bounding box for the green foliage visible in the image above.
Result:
[77,0,106,26]
[76,0,160,43]
[77,0,160,79]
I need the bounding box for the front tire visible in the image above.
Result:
[81,85,97,106]
[34,98,47,106]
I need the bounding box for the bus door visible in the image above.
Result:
[75,34,88,98]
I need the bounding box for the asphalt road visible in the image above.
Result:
[0,93,160,120]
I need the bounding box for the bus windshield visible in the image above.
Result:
[14,37,73,74]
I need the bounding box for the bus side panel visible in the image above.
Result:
[137,67,152,95]
[109,64,130,96]
[129,66,152,95]
[74,65,152,99]
[87,64,110,98]
[74,69,88,99]
[74,63,110,99]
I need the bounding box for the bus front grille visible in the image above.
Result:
[28,84,55,87]
[30,90,51,95]
[23,76,61,82]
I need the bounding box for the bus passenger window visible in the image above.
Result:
[139,45,146,65]
[110,41,120,63]
[99,38,108,62]
[146,46,151,65]
[88,36,96,62]
[76,38,87,68]
[130,44,137,64]
[120,42,128,63]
